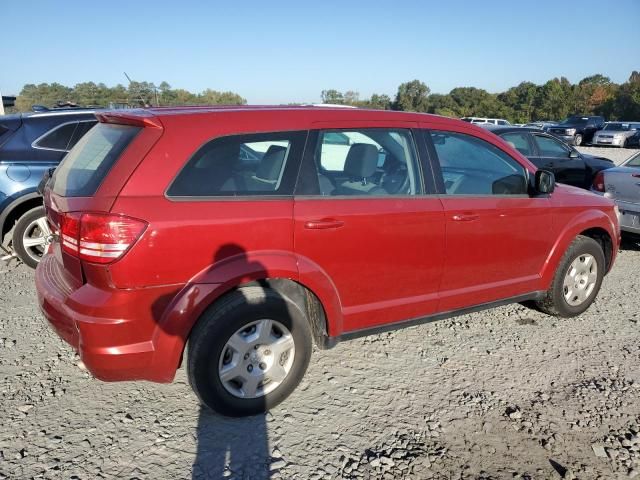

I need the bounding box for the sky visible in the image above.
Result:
[2,0,639,103]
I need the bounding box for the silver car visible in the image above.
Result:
[592,122,640,148]
[594,151,640,236]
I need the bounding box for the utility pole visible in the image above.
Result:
[0,89,4,116]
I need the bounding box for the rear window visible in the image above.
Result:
[52,123,140,197]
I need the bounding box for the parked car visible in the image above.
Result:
[592,151,640,237]
[546,115,605,146]
[488,126,614,189]
[523,121,557,130]
[36,107,619,417]
[0,109,98,267]
[592,122,640,148]
[460,117,511,126]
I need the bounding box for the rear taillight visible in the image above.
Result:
[59,212,147,264]
[592,171,605,192]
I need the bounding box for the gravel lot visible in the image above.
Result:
[1,147,639,480]
[576,146,637,166]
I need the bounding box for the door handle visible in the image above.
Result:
[451,213,479,222]
[304,219,345,230]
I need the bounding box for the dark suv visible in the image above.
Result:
[36,107,619,416]
[546,115,605,146]
[0,109,97,267]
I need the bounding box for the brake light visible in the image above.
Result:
[592,171,605,192]
[59,212,147,264]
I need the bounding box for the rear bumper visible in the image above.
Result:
[35,254,185,382]
[618,202,640,234]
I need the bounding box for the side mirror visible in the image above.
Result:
[535,170,555,194]
[569,150,579,158]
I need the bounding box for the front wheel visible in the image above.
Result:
[187,287,313,417]
[535,235,605,317]
[12,206,52,269]
[574,134,583,146]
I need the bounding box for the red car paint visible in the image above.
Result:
[35,106,620,383]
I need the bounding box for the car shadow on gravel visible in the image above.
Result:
[192,409,270,479]
[152,244,274,479]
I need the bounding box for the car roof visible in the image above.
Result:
[95,105,471,128]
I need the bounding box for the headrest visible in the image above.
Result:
[344,143,378,178]
[256,145,287,181]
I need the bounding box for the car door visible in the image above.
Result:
[293,123,445,334]
[423,127,553,312]
[532,133,587,188]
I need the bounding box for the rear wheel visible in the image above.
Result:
[188,287,313,417]
[12,206,51,269]
[535,235,605,317]
[574,134,583,146]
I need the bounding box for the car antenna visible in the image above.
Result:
[124,72,159,107]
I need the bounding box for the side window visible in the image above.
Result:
[297,129,420,196]
[34,122,79,151]
[534,134,569,158]
[67,121,97,150]
[429,131,528,195]
[500,132,532,156]
[167,131,306,197]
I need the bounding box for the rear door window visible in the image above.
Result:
[296,129,421,196]
[167,131,307,197]
[52,123,140,197]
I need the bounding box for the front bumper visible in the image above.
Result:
[35,254,185,382]
[555,134,576,145]
[593,137,626,147]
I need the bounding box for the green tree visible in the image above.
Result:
[394,80,430,112]
[321,89,345,104]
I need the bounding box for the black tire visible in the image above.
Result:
[622,138,628,148]
[12,206,48,269]
[535,235,605,317]
[574,134,583,146]
[187,286,313,417]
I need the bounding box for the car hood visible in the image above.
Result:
[580,153,615,169]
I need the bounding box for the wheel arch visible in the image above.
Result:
[0,191,42,242]
[149,251,343,380]
[540,209,618,289]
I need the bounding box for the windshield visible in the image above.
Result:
[626,153,640,168]
[603,123,631,131]
[560,117,588,125]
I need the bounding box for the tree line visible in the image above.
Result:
[322,71,640,122]
[12,81,246,112]
[9,71,640,122]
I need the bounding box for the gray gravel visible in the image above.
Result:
[576,146,637,165]
[1,232,640,479]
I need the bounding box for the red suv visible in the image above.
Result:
[36,107,620,416]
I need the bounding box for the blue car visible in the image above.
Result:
[0,108,98,267]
